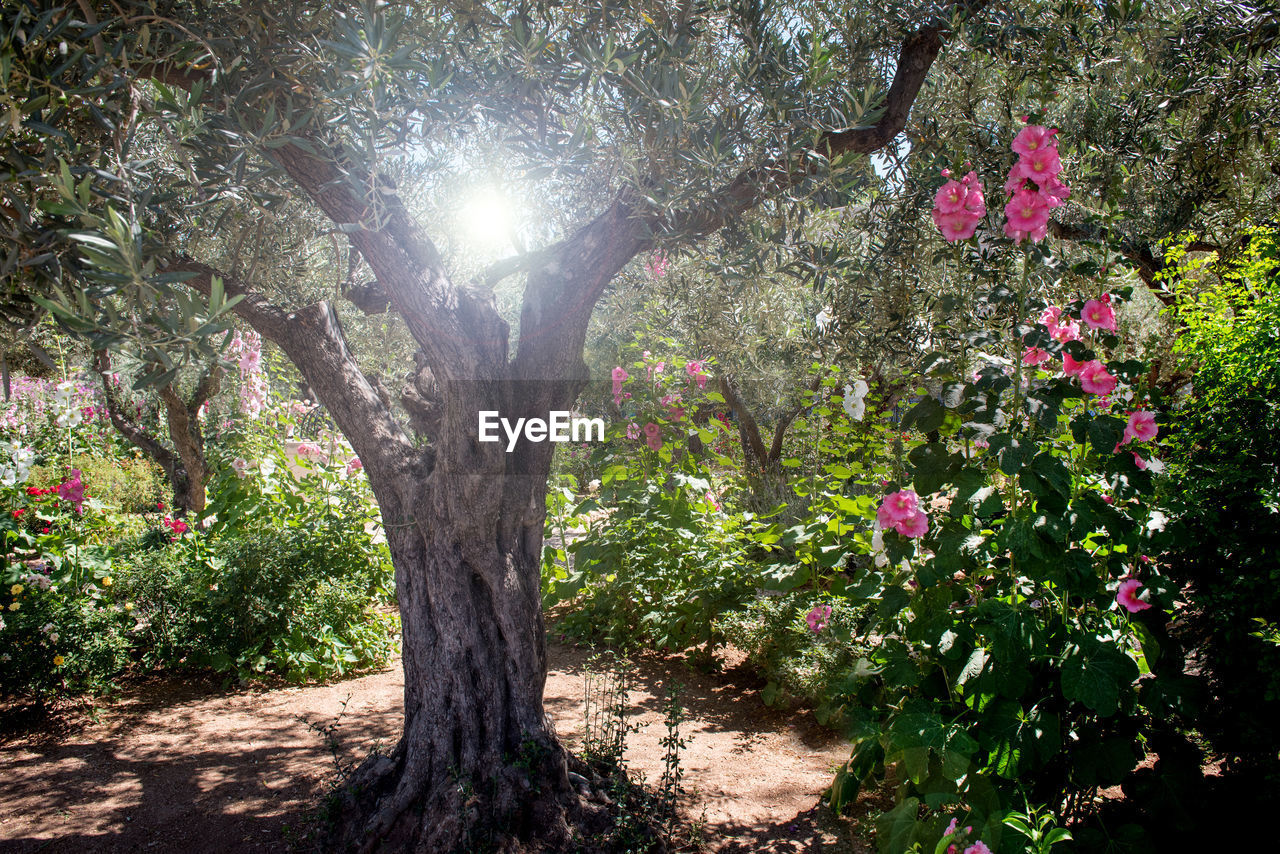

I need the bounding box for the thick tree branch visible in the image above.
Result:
[1048,221,1252,306]
[718,374,769,467]
[513,3,984,390]
[168,258,417,482]
[270,144,509,382]
[93,350,179,473]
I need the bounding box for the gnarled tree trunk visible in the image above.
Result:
[94,350,218,515]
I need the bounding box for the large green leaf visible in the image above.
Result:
[1061,639,1139,716]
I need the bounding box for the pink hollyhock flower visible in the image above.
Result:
[1003,188,1050,244]
[1082,298,1117,332]
[646,433,662,451]
[57,470,85,513]
[1123,410,1158,444]
[1133,453,1148,470]
[1062,352,1087,376]
[806,604,832,634]
[705,491,721,512]
[1011,124,1058,157]
[878,489,919,523]
[626,422,641,440]
[296,442,324,460]
[1116,578,1152,613]
[612,366,628,405]
[1039,305,1062,327]
[934,208,983,242]
[1013,146,1063,183]
[1039,174,1071,207]
[934,179,970,214]
[346,457,363,475]
[1022,346,1051,366]
[895,510,930,538]
[232,457,250,478]
[1079,360,1118,395]
[944,819,959,836]
[1003,171,1026,197]
[932,171,986,242]
[643,422,660,438]
[964,843,993,854]
[1050,316,1081,342]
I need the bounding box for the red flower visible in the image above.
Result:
[11,509,24,519]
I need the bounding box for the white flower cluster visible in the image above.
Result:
[53,380,83,428]
[0,439,35,486]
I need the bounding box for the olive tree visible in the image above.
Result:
[19,0,1269,849]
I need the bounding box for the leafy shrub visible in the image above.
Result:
[544,351,755,653]
[0,571,132,697]
[29,453,167,516]
[118,516,396,683]
[1164,228,1280,784]
[717,591,872,711]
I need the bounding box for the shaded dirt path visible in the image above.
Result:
[0,643,874,853]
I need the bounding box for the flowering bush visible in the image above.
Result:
[543,348,751,652]
[820,170,1187,848]
[1,360,395,696]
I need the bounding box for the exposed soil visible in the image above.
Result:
[0,642,877,853]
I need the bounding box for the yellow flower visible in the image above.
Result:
[101,576,113,587]
[8,602,18,611]
[53,655,65,666]
[124,602,134,611]
[9,584,21,596]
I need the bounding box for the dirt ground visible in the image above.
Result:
[0,642,877,853]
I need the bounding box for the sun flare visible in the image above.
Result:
[458,188,516,252]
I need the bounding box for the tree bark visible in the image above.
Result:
[92,350,215,515]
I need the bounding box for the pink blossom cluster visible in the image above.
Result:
[943,818,990,854]
[932,168,987,243]
[1025,305,1119,396]
[611,367,629,407]
[806,604,832,634]
[1003,124,1070,245]
[877,489,929,538]
[228,331,267,419]
[646,252,668,278]
[56,469,85,514]
[643,421,662,451]
[685,360,709,389]
[1,376,105,437]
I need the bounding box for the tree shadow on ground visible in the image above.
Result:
[706,802,872,853]
[0,675,401,854]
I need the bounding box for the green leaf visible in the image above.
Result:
[905,397,945,432]
[1061,640,1139,716]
